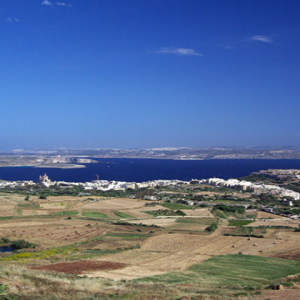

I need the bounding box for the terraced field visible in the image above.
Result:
[1,193,300,299]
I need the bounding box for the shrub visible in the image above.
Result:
[213,204,245,214]
[1,237,10,244]
[10,239,37,250]
[205,223,218,233]
[294,226,300,232]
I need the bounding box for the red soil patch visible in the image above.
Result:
[32,260,127,274]
[256,289,300,300]
[273,250,300,261]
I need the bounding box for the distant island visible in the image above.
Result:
[0,155,98,169]
[0,147,299,168]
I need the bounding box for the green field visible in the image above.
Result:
[224,226,265,237]
[82,210,109,218]
[162,202,192,210]
[113,211,134,219]
[143,209,185,217]
[176,217,217,225]
[135,254,300,290]
[0,216,13,220]
[18,203,40,209]
[228,219,254,226]
[52,210,79,216]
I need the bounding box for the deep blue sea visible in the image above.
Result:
[1,158,300,183]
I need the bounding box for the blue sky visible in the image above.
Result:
[1,0,300,150]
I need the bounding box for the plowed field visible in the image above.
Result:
[0,218,108,247]
[32,260,126,274]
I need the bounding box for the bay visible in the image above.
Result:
[0,158,300,183]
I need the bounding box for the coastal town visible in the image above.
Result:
[1,169,300,218]
[0,170,298,198]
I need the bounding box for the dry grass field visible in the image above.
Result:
[0,218,108,248]
[256,211,283,219]
[81,198,148,210]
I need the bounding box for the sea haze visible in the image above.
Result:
[0,159,300,183]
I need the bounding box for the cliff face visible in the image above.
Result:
[44,157,98,164]
[71,158,98,164]
[42,156,98,164]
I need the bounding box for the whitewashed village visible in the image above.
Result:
[1,169,300,218]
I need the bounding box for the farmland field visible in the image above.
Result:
[0,193,300,299]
